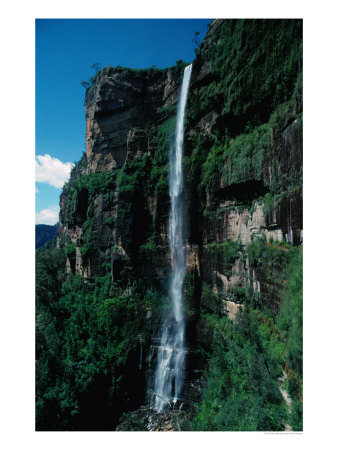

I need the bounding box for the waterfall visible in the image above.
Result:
[152,64,192,411]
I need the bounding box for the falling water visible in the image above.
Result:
[153,64,192,411]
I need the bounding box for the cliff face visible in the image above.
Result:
[58,64,184,282]
[183,18,302,315]
[57,17,302,383]
[84,66,180,171]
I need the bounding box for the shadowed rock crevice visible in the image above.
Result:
[74,188,89,225]
[215,180,268,203]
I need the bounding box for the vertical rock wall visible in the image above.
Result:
[57,18,302,321]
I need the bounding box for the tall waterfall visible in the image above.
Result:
[153,64,192,411]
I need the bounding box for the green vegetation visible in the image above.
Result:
[278,250,302,376]
[36,238,302,431]
[185,309,286,431]
[278,250,303,430]
[116,157,148,222]
[222,124,271,185]
[183,243,302,431]
[188,19,302,134]
[184,20,303,240]
[60,113,174,267]
[199,143,224,191]
[63,170,118,227]
[192,30,201,56]
[195,100,302,202]
[138,238,156,263]
[77,171,118,196]
[245,239,301,312]
[65,242,76,256]
[201,283,223,313]
[105,216,116,227]
[204,241,241,277]
[36,247,162,431]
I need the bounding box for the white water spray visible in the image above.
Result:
[153,64,192,411]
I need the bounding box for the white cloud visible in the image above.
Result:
[35,205,59,225]
[35,154,73,189]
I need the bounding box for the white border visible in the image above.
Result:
[2,1,338,449]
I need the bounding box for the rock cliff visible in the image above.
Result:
[58,64,185,282]
[57,18,302,412]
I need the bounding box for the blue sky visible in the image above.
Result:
[35,18,211,224]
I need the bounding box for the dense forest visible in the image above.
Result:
[36,19,302,431]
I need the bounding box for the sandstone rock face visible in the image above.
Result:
[211,201,284,246]
[58,18,302,318]
[224,300,243,321]
[84,66,180,172]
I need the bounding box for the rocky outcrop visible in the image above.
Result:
[84,66,181,172]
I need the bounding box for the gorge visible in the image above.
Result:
[36,19,303,431]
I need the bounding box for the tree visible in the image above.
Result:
[80,80,90,89]
[80,63,102,89]
[192,31,201,55]
[90,62,101,74]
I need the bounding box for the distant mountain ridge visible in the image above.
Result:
[35,224,57,249]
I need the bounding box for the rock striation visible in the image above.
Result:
[84,66,181,171]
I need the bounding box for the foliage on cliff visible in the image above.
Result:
[187,310,287,431]
[188,19,302,135]
[36,247,163,430]
[182,247,302,431]
[184,19,303,256]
